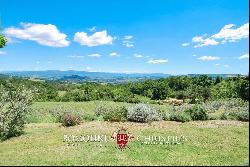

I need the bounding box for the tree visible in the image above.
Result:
[0,35,7,48]
[0,83,33,140]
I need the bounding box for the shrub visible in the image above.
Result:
[155,107,171,121]
[170,104,193,113]
[169,112,192,122]
[0,85,33,140]
[185,105,209,121]
[49,106,83,125]
[94,103,127,122]
[127,103,162,123]
[49,106,69,123]
[237,111,249,122]
[221,106,249,122]
[62,114,81,127]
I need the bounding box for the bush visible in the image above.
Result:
[155,107,171,121]
[62,114,81,127]
[237,111,249,122]
[94,103,127,122]
[49,106,69,123]
[127,103,162,123]
[49,106,83,125]
[0,85,33,140]
[185,105,209,121]
[169,112,192,122]
[221,106,249,122]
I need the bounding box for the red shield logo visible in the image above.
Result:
[117,133,128,149]
[112,128,133,150]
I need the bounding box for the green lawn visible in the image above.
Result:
[0,102,249,165]
[0,120,249,166]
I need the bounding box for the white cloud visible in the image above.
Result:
[147,59,168,64]
[74,30,113,47]
[194,38,219,48]
[224,64,230,68]
[109,52,119,57]
[68,55,85,58]
[123,43,134,47]
[192,54,197,57]
[4,22,70,47]
[192,35,206,43]
[215,63,220,66]
[134,53,143,58]
[197,56,220,61]
[124,35,133,40]
[182,42,190,47]
[0,51,6,55]
[87,53,101,58]
[192,35,219,48]
[191,22,249,47]
[212,23,249,42]
[238,53,249,60]
[123,35,134,48]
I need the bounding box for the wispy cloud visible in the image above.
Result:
[134,53,143,58]
[123,35,134,47]
[147,59,168,64]
[4,22,70,47]
[182,42,190,47]
[193,36,219,48]
[67,55,85,58]
[87,53,101,58]
[74,30,113,47]
[109,52,119,57]
[197,56,220,61]
[238,53,249,60]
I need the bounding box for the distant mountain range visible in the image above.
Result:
[0,70,171,83]
[0,70,245,83]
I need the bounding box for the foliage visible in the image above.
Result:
[169,111,192,122]
[0,75,248,104]
[0,34,7,48]
[127,103,162,123]
[221,106,249,122]
[94,102,127,122]
[185,105,209,121]
[62,113,81,127]
[49,106,83,124]
[0,84,33,140]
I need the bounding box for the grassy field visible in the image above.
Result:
[0,102,249,166]
[26,101,172,123]
[0,121,248,166]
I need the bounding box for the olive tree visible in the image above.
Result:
[0,83,33,140]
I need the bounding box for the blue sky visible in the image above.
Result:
[0,0,249,74]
